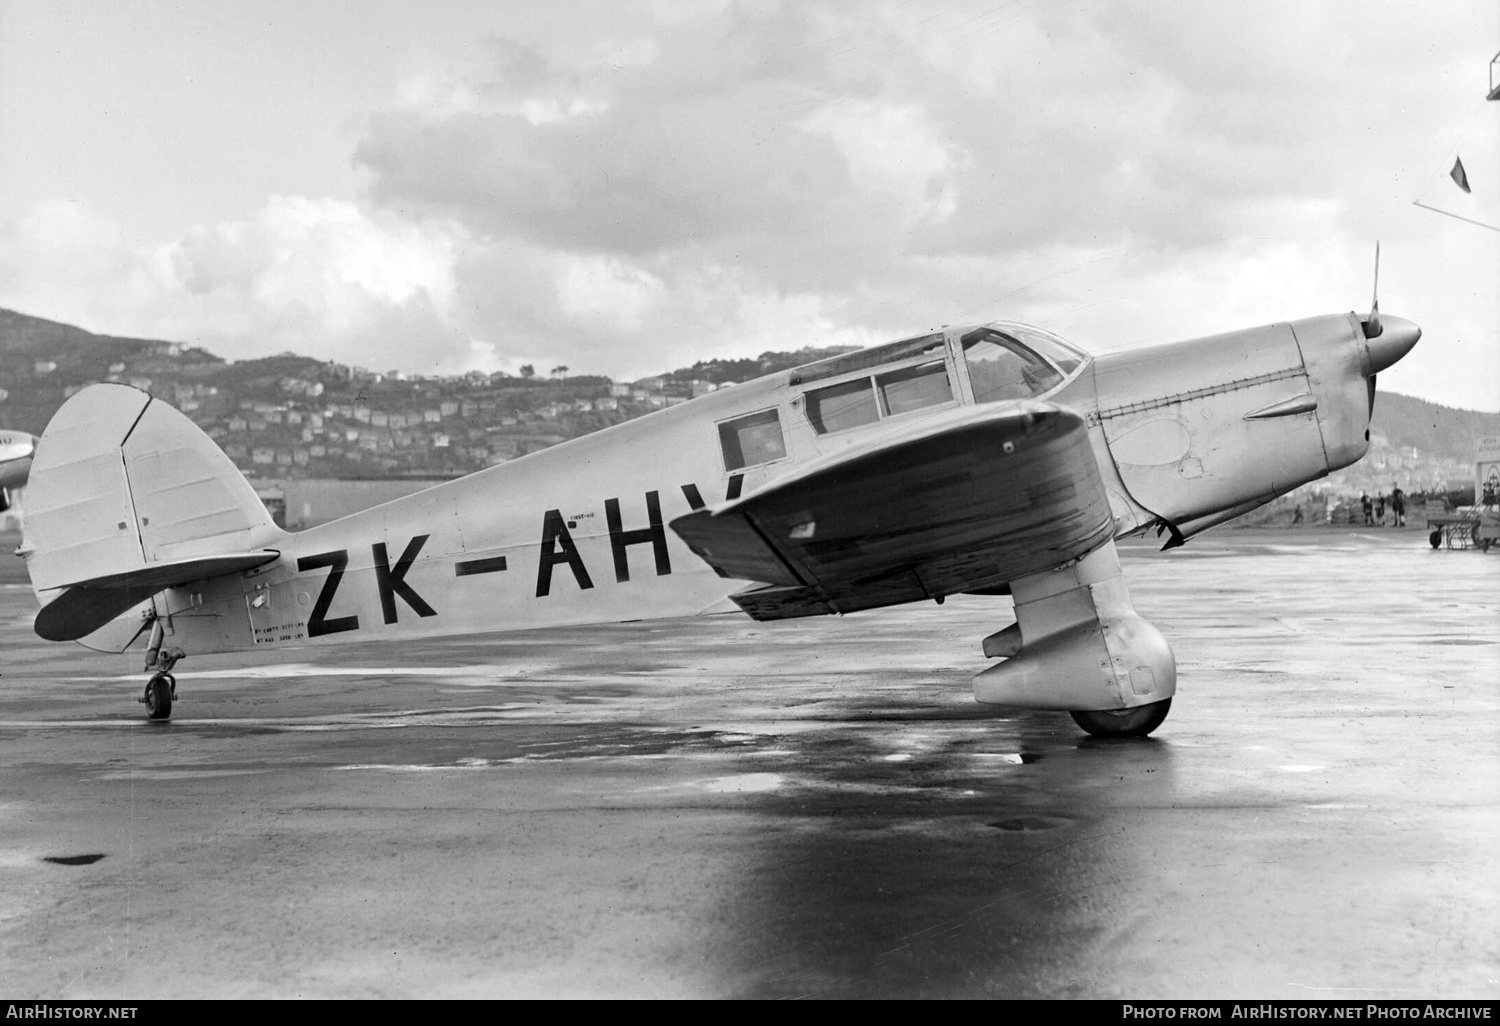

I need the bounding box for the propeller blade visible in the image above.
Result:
[1362,241,1382,339]
[1367,374,1377,419]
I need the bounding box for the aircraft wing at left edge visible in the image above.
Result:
[669,401,1115,619]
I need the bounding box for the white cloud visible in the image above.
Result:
[556,254,665,331]
[2,1,1495,409]
[0,195,468,372]
[803,102,964,224]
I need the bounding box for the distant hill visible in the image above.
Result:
[0,307,862,480]
[1,306,1493,491]
[1368,391,1499,461]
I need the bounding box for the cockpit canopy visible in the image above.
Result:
[790,322,1086,432]
[713,322,1089,473]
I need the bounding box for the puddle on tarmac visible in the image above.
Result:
[987,815,1072,832]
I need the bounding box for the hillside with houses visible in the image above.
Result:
[0,308,854,481]
[1,307,1493,497]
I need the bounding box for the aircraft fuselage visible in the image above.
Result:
[120,311,1414,658]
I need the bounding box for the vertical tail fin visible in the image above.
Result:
[23,384,283,643]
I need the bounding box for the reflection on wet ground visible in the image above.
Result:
[0,530,1496,998]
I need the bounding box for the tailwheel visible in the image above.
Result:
[1070,698,1171,738]
[142,673,175,721]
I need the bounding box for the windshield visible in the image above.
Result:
[960,327,1068,404]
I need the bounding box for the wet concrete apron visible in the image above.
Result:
[0,529,1495,997]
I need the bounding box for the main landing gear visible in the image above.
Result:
[972,539,1178,739]
[1070,698,1172,739]
[139,618,185,721]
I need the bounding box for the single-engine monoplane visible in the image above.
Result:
[17,284,1419,736]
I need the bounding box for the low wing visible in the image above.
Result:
[670,402,1112,620]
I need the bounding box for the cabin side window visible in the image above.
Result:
[806,379,879,434]
[718,409,787,471]
[876,360,952,416]
[804,359,954,435]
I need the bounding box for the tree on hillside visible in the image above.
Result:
[519,364,535,379]
[551,365,569,381]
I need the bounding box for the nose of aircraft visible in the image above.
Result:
[1362,315,1421,376]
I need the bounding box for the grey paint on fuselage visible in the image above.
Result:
[142,312,1391,658]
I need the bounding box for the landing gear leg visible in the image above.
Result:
[139,619,185,722]
[973,538,1177,738]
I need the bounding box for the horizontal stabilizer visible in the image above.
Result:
[671,401,1114,619]
[34,550,279,642]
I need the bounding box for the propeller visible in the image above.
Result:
[1362,241,1382,339]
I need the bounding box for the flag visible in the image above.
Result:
[1450,155,1471,194]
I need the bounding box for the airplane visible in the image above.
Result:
[15,281,1419,736]
[0,429,36,513]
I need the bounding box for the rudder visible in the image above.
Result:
[23,384,283,642]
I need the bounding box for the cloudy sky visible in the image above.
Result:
[1,0,1496,409]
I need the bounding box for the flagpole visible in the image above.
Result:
[1411,200,1500,233]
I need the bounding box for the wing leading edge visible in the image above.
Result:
[669,402,1114,620]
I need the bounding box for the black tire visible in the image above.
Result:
[1430,529,1443,549]
[1070,698,1171,738]
[145,675,173,721]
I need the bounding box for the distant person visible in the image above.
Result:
[1375,494,1385,525]
[1292,505,1304,525]
[1391,486,1406,527]
[1361,492,1373,525]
